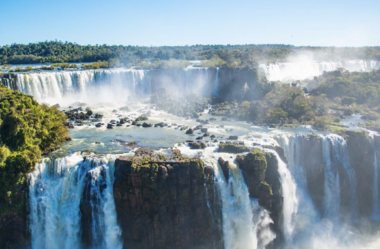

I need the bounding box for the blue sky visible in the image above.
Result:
[1,0,379,47]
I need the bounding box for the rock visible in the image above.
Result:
[210,135,216,139]
[116,123,123,127]
[236,148,283,236]
[189,142,207,149]
[218,142,249,153]
[136,124,142,127]
[142,122,153,128]
[201,128,208,133]
[228,135,238,140]
[107,123,114,129]
[218,157,229,181]
[203,132,210,137]
[112,150,220,249]
[95,123,102,128]
[186,128,194,135]
[196,136,203,140]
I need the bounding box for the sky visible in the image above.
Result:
[0,0,379,47]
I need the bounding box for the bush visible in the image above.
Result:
[0,87,69,213]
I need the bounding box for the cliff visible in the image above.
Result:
[112,149,221,249]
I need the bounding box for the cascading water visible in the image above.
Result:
[213,67,219,96]
[325,134,358,219]
[259,60,380,82]
[262,147,298,244]
[13,69,148,104]
[369,133,380,219]
[28,153,122,249]
[321,135,341,219]
[179,144,275,249]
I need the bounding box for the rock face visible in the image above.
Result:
[236,148,282,236]
[113,149,221,249]
[345,130,375,217]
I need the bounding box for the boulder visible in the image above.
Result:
[186,128,194,135]
[142,122,153,128]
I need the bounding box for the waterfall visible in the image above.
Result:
[325,134,358,219]
[321,135,341,219]
[259,60,380,82]
[370,133,380,219]
[182,67,211,95]
[28,153,122,249]
[213,67,219,96]
[11,69,148,105]
[189,146,275,249]
[263,147,298,244]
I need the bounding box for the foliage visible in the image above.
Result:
[0,87,69,213]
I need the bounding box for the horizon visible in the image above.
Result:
[1,0,379,47]
[1,40,379,48]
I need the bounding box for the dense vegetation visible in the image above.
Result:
[0,87,69,215]
[1,41,380,69]
[210,68,380,130]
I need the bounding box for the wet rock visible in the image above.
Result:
[201,128,208,133]
[189,141,207,149]
[116,123,123,127]
[203,132,210,137]
[107,123,114,129]
[95,123,102,128]
[218,157,229,181]
[186,128,194,135]
[142,122,153,128]
[228,135,238,140]
[218,142,249,153]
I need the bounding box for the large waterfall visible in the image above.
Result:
[259,60,380,82]
[6,67,216,105]
[28,153,123,249]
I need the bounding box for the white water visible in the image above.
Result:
[259,60,380,82]
[9,67,217,105]
[263,147,298,244]
[14,69,147,105]
[213,67,219,96]
[370,134,380,219]
[274,133,380,249]
[28,153,123,249]
[179,145,275,249]
[326,134,358,219]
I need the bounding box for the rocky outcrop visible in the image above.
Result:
[236,148,282,233]
[218,141,249,153]
[345,130,375,217]
[113,149,221,249]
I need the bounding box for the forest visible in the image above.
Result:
[1,41,380,68]
[0,87,69,216]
